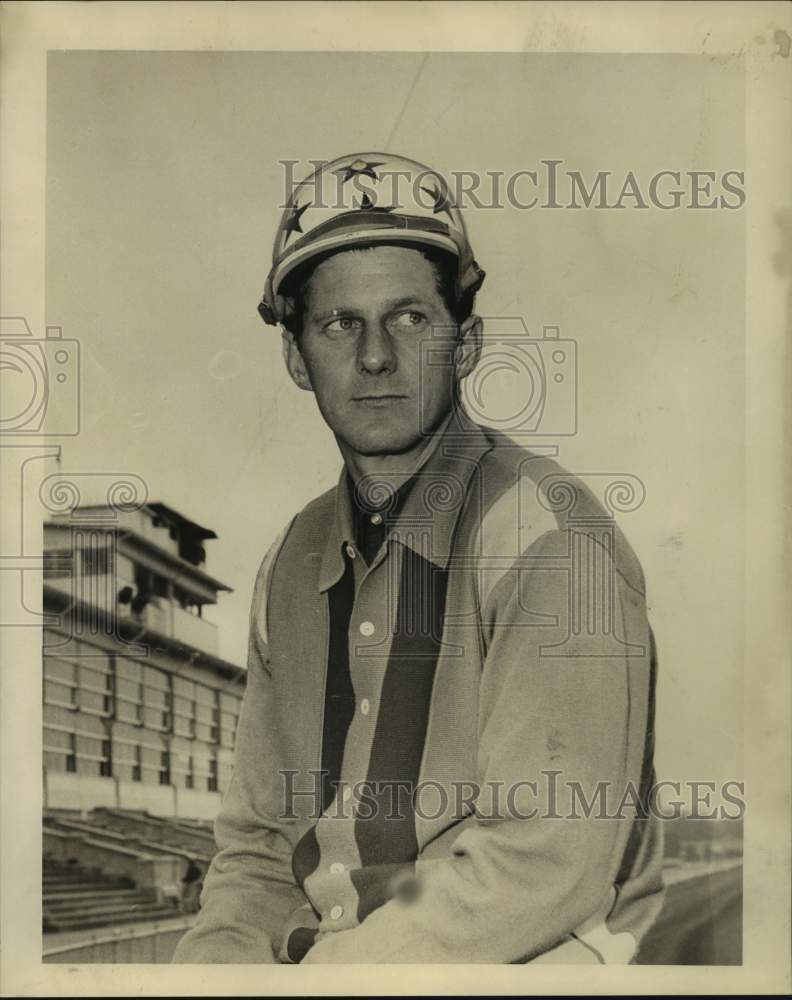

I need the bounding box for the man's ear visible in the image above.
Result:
[455,314,483,381]
[281,327,313,391]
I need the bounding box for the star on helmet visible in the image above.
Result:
[420,181,455,218]
[282,200,310,241]
[334,158,385,183]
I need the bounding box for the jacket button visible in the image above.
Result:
[345,544,356,559]
[330,862,345,874]
[360,699,371,716]
[359,621,375,637]
[329,904,344,920]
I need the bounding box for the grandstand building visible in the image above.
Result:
[42,500,245,821]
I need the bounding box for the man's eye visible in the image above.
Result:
[390,311,427,330]
[324,317,361,335]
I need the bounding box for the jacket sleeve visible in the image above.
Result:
[301,527,652,964]
[172,526,307,963]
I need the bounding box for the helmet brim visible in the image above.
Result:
[271,227,463,301]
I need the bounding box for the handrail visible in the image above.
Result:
[81,836,156,860]
[45,819,127,841]
[44,827,157,860]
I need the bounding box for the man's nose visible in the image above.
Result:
[357,323,397,375]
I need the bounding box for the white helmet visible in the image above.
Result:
[258,151,485,326]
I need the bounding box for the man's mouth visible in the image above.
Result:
[351,394,408,405]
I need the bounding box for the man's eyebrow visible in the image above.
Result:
[312,297,429,323]
[311,306,356,323]
[385,296,429,312]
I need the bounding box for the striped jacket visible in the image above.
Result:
[173,413,664,964]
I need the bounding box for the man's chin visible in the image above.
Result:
[340,426,428,458]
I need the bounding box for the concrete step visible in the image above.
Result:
[44,889,157,910]
[44,887,147,904]
[44,878,131,891]
[44,866,121,878]
[44,872,113,883]
[44,896,163,918]
[45,905,178,932]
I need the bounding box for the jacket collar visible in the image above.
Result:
[318,409,493,591]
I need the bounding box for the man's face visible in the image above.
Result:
[284,245,479,456]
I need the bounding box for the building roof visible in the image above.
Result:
[44,499,232,596]
[146,503,217,542]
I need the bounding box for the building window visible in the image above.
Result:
[173,676,198,739]
[208,757,218,793]
[70,655,113,718]
[109,724,144,782]
[168,737,192,790]
[116,657,146,725]
[65,734,77,773]
[210,705,219,744]
[100,739,112,777]
[194,683,215,743]
[160,751,171,786]
[142,665,171,733]
[132,745,142,782]
[190,746,212,792]
[44,721,76,772]
[186,755,194,790]
[44,679,77,710]
[219,690,243,750]
[137,731,167,786]
[43,656,78,710]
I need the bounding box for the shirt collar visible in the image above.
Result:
[319,409,493,591]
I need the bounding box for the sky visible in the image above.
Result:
[44,50,745,789]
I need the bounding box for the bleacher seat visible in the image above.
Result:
[43,808,215,933]
[43,860,178,932]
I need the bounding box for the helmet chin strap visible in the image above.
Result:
[257,298,276,326]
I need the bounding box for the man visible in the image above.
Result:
[173,152,664,965]
[180,858,204,914]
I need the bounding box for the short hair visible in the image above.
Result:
[280,243,477,338]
